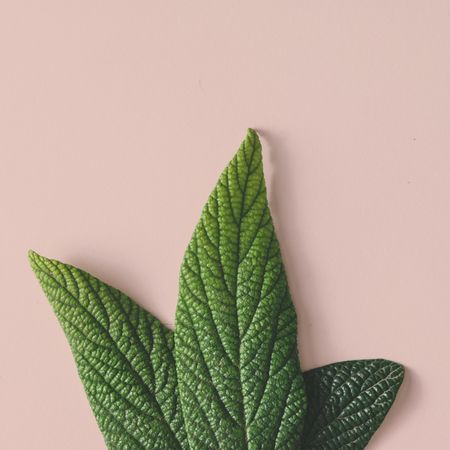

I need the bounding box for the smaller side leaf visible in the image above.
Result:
[301,359,404,450]
[28,250,188,450]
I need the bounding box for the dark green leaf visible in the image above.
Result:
[301,359,404,449]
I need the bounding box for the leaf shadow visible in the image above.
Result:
[257,128,330,371]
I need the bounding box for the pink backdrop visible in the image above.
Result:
[1,1,449,449]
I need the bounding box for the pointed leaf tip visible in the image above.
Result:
[27,249,37,261]
[244,127,260,148]
[28,249,43,272]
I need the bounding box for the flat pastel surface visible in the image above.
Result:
[1,1,448,449]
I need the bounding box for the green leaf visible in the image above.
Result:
[28,251,188,450]
[174,129,307,449]
[29,129,405,449]
[301,359,404,449]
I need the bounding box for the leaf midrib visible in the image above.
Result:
[232,134,258,448]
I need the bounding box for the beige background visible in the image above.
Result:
[1,1,449,449]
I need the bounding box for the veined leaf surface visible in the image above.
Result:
[29,251,188,450]
[29,129,405,450]
[174,129,307,449]
[301,359,404,449]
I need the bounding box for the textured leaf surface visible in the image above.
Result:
[174,129,307,449]
[301,359,404,449]
[29,251,188,450]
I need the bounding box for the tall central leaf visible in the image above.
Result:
[175,129,307,449]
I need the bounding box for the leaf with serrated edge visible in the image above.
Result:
[301,359,404,449]
[28,251,188,450]
[174,128,307,449]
